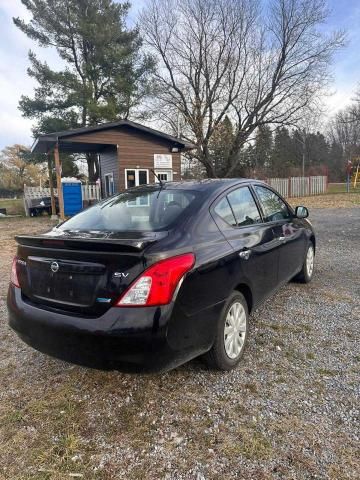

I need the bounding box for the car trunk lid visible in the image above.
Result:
[15,231,166,317]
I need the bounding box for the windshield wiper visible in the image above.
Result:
[151,169,166,198]
[151,169,165,188]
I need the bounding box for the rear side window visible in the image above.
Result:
[254,186,291,222]
[214,197,236,226]
[227,187,262,226]
[213,186,261,227]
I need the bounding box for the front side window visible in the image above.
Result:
[59,188,200,232]
[227,187,262,226]
[254,186,291,222]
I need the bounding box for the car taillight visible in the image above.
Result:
[10,256,20,288]
[116,253,195,307]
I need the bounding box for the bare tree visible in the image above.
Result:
[345,85,360,124]
[328,109,360,161]
[140,0,344,177]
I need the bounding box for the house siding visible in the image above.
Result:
[99,146,119,195]
[116,127,181,190]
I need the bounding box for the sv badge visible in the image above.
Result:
[114,272,129,278]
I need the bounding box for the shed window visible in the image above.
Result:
[155,171,173,183]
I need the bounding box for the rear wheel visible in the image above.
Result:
[203,292,249,371]
[295,242,315,283]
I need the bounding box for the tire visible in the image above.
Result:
[294,242,315,283]
[203,292,249,371]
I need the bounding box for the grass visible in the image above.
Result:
[0,198,25,215]
[288,191,360,208]
[318,368,337,377]
[219,423,273,461]
[327,183,360,194]
[0,372,105,480]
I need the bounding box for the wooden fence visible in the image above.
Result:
[267,176,327,198]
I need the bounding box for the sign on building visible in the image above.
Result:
[154,154,172,169]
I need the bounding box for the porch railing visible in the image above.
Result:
[23,183,100,216]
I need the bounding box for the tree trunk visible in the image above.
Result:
[204,162,216,178]
[47,154,56,217]
[86,153,99,182]
[224,130,252,178]
[199,145,216,178]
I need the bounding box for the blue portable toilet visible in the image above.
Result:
[62,178,82,216]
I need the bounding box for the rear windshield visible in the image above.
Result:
[58,188,200,232]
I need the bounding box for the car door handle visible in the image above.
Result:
[278,236,286,242]
[239,249,251,260]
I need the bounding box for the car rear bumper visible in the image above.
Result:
[7,285,208,372]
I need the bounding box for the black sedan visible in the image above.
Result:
[7,179,315,372]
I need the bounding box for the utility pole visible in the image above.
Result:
[302,149,305,178]
[53,142,65,221]
[294,130,307,195]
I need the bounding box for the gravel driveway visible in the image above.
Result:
[0,209,359,480]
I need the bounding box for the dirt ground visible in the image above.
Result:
[0,205,359,480]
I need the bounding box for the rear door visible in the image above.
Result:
[252,185,306,283]
[211,185,280,305]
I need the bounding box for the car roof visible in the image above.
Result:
[128,178,266,194]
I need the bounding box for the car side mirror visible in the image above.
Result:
[295,206,309,219]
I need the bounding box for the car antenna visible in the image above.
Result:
[151,169,165,188]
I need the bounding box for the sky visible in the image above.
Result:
[0,0,359,150]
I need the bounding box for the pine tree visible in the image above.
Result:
[270,128,297,176]
[14,0,154,181]
[305,132,329,169]
[209,116,235,177]
[254,126,273,173]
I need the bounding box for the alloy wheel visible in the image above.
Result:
[306,245,314,278]
[223,302,247,359]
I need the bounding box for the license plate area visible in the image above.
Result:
[27,256,105,307]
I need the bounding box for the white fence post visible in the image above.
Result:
[81,184,100,202]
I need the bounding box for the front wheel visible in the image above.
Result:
[295,242,315,283]
[203,292,249,371]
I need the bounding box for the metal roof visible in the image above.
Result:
[31,119,196,154]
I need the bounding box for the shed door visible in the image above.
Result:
[125,169,149,189]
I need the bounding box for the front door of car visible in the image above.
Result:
[211,186,280,306]
[252,185,307,284]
